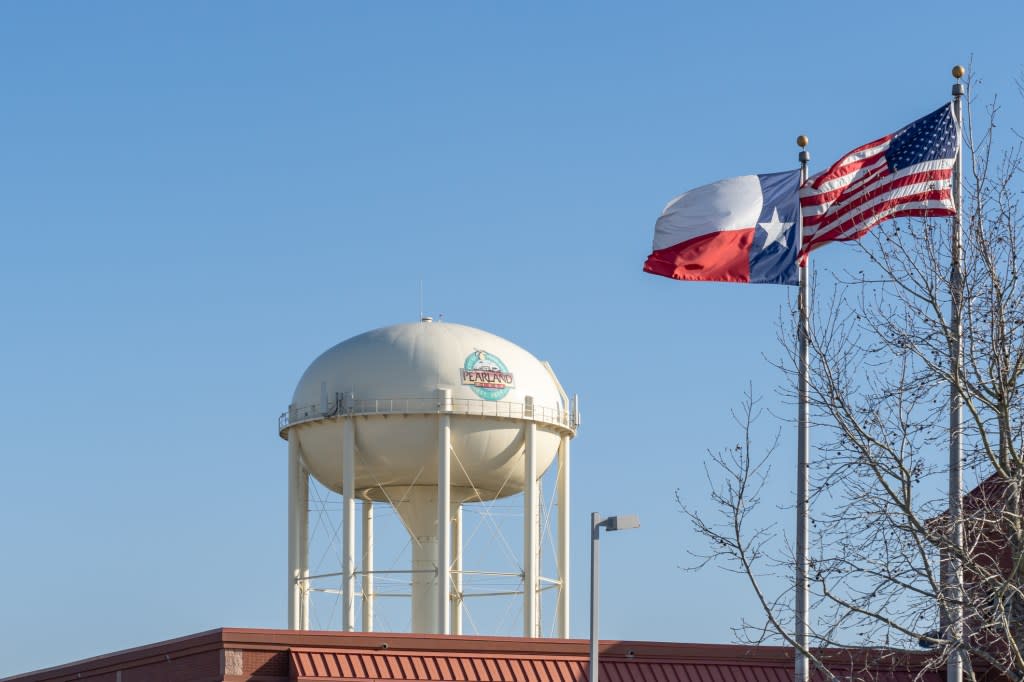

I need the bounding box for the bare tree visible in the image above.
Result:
[683,76,1024,681]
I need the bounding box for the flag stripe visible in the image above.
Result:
[803,176,954,238]
[802,161,889,213]
[807,142,890,193]
[806,193,953,245]
[650,174,764,251]
[803,166,954,228]
[644,228,754,283]
[803,161,954,218]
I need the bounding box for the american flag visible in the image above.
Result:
[799,103,958,256]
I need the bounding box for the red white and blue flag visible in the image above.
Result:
[800,103,958,256]
[643,169,802,286]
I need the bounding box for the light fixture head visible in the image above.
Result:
[606,514,640,531]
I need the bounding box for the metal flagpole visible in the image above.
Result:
[946,63,965,682]
[795,134,811,682]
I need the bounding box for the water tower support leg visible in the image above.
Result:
[342,417,356,631]
[287,433,309,630]
[523,420,539,637]
[361,501,374,632]
[299,460,309,630]
[453,503,463,635]
[437,388,452,635]
[556,434,570,638]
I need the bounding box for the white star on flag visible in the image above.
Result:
[757,207,794,249]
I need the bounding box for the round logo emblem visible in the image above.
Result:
[460,350,514,401]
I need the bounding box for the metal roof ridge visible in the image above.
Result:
[0,628,228,682]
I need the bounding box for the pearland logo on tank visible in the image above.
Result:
[460,350,514,400]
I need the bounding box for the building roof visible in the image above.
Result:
[2,628,944,682]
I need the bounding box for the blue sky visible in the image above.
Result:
[2,1,1022,676]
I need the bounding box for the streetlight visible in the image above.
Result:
[590,512,640,682]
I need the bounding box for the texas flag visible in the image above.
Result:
[643,169,802,286]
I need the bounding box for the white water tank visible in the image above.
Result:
[283,319,572,501]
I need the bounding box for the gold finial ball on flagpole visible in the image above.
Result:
[952,64,965,79]
[797,135,809,148]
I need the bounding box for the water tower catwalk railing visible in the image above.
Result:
[282,390,578,638]
[279,395,580,434]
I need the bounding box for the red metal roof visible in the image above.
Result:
[290,643,935,682]
[1,628,946,682]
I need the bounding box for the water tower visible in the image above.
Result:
[279,319,579,636]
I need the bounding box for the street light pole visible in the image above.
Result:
[590,512,640,682]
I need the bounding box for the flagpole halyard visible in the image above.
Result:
[795,134,811,682]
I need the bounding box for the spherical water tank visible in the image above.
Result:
[280,320,575,501]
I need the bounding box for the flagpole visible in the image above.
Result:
[795,134,811,682]
[946,64,965,682]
